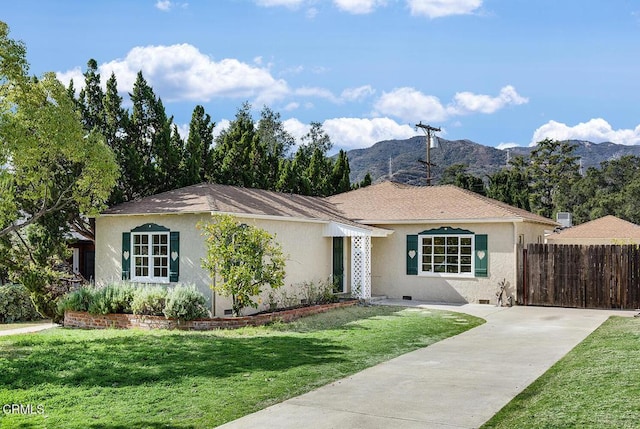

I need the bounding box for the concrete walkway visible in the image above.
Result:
[217,301,637,429]
[0,322,58,337]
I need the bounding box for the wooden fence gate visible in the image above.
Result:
[517,244,640,310]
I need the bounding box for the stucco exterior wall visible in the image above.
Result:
[369,221,549,305]
[95,213,333,316]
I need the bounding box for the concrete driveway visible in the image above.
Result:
[217,301,637,429]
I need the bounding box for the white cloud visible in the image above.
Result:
[448,85,528,115]
[407,0,483,18]
[333,0,387,14]
[531,118,640,146]
[155,0,172,11]
[373,87,448,123]
[323,117,415,149]
[60,44,290,104]
[496,142,520,150]
[340,85,375,101]
[293,85,375,104]
[255,0,305,8]
[212,119,231,141]
[295,86,339,103]
[56,67,83,92]
[283,116,414,150]
[283,118,311,142]
[372,85,527,124]
[155,1,188,11]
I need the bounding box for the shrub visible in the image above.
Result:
[131,285,167,316]
[88,283,135,315]
[300,279,339,306]
[163,284,209,321]
[57,287,95,314]
[0,284,42,323]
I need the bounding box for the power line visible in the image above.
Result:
[415,122,441,186]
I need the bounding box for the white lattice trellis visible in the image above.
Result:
[351,235,371,299]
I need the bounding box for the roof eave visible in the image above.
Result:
[353,217,558,226]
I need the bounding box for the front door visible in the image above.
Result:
[332,237,344,293]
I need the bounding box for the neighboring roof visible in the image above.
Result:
[547,215,640,241]
[101,182,371,231]
[326,181,557,225]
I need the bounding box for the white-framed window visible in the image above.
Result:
[122,223,179,283]
[419,234,474,277]
[132,231,170,282]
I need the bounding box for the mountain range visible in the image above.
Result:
[347,137,640,186]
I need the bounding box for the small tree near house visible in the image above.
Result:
[198,214,286,316]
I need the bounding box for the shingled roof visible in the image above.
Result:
[547,215,640,241]
[102,182,368,230]
[326,181,557,225]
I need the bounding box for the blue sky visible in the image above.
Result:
[3,0,640,151]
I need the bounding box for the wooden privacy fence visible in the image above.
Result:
[518,244,640,310]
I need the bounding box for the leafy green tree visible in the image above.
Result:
[212,103,257,187]
[199,214,286,316]
[486,157,531,210]
[526,138,580,219]
[562,156,640,225]
[102,72,129,204]
[331,149,351,194]
[358,172,373,188]
[0,22,118,317]
[77,59,106,132]
[439,163,486,195]
[181,105,215,186]
[0,22,118,239]
[257,106,294,189]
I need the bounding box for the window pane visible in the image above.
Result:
[461,265,472,273]
[461,256,472,265]
[446,265,459,273]
[422,264,432,272]
[461,246,472,255]
[422,237,432,246]
[447,256,459,265]
[461,237,472,246]
[446,245,458,255]
[433,236,445,246]
[446,236,458,246]
[434,264,446,273]
[434,245,445,255]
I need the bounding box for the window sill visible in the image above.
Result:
[130,278,170,284]
[418,273,476,279]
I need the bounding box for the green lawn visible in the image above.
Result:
[0,305,483,429]
[482,316,640,429]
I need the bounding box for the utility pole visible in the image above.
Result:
[415,122,441,186]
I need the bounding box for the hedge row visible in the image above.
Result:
[58,283,209,321]
[0,284,42,323]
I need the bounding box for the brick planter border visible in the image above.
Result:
[63,300,358,331]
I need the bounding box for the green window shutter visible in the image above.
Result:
[122,232,131,280]
[406,235,418,275]
[475,234,488,277]
[169,231,180,282]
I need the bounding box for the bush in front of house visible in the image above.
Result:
[0,283,42,323]
[131,285,167,316]
[88,283,136,315]
[163,284,209,320]
[57,287,94,314]
[59,283,209,321]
